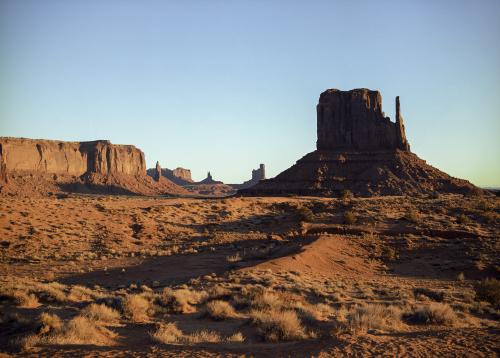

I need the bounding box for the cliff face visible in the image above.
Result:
[0,137,189,196]
[0,138,146,177]
[316,89,410,151]
[172,168,193,183]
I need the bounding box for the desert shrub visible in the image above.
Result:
[457,214,471,224]
[343,211,356,225]
[247,289,283,310]
[207,285,231,300]
[404,208,420,223]
[250,309,308,342]
[382,246,398,262]
[158,288,207,314]
[340,190,353,201]
[67,285,103,302]
[413,288,445,302]
[345,304,402,332]
[466,187,483,197]
[33,282,67,303]
[123,294,152,322]
[296,207,314,222]
[151,322,222,344]
[0,287,40,308]
[474,278,500,307]
[205,300,239,320]
[151,322,183,344]
[23,315,117,348]
[456,272,465,282]
[404,303,457,325]
[185,329,222,343]
[227,332,245,343]
[480,210,497,224]
[81,303,121,326]
[294,303,333,324]
[38,313,62,334]
[226,253,242,263]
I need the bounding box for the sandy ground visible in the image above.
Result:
[0,193,498,357]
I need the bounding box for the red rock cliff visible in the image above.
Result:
[0,138,146,178]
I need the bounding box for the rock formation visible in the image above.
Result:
[316,89,410,151]
[147,166,193,186]
[198,171,223,185]
[0,138,145,176]
[0,137,188,196]
[172,168,193,183]
[153,161,162,182]
[231,164,266,189]
[239,88,479,197]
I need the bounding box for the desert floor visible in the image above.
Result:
[0,193,498,357]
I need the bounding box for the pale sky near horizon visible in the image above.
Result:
[1,0,499,186]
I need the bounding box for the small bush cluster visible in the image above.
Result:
[344,304,402,333]
[296,207,314,222]
[474,278,500,307]
[404,303,457,326]
[343,211,357,225]
[205,300,239,320]
[157,288,207,314]
[151,322,243,345]
[250,309,309,342]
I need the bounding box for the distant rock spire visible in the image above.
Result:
[154,161,161,182]
[395,96,410,151]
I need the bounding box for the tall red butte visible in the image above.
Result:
[239,88,478,197]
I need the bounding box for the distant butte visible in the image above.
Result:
[239,88,480,197]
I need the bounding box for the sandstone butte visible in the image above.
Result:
[239,88,480,197]
[0,138,188,196]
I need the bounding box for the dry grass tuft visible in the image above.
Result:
[226,252,242,263]
[0,283,41,308]
[345,304,402,333]
[123,294,152,322]
[22,315,117,349]
[81,303,121,326]
[151,322,223,345]
[405,302,458,325]
[67,285,104,302]
[151,322,183,344]
[205,300,239,320]
[226,332,245,343]
[158,288,207,314]
[474,278,500,307]
[250,308,308,342]
[343,211,357,225]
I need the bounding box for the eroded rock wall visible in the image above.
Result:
[172,168,193,183]
[0,138,146,177]
[316,89,410,151]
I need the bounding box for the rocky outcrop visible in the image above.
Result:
[231,164,266,189]
[197,171,223,185]
[147,166,194,186]
[240,89,479,197]
[153,161,162,182]
[172,168,193,183]
[316,89,410,151]
[0,137,188,196]
[0,138,146,176]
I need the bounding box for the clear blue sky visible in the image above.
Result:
[1,0,499,186]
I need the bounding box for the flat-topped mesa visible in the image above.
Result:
[172,167,193,182]
[0,138,146,177]
[316,89,410,151]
